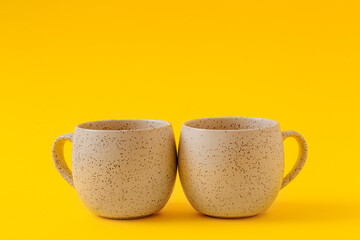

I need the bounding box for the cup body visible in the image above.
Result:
[178,117,284,218]
[71,119,177,219]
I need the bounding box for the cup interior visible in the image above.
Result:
[77,119,170,131]
[184,117,278,131]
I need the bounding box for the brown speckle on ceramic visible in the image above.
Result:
[178,117,308,218]
[52,119,177,219]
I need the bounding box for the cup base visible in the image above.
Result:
[97,213,155,220]
[203,213,260,219]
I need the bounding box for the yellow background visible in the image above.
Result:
[1,0,359,239]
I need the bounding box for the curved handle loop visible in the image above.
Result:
[52,133,74,188]
[281,131,308,189]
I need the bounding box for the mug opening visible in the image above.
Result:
[76,119,170,131]
[183,117,279,131]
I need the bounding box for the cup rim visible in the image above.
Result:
[75,119,172,132]
[182,116,279,132]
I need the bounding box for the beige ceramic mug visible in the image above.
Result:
[178,117,308,218]
[52,119,177,219]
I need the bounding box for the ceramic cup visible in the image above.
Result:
[52,119,177,219]
[178,117,308,218]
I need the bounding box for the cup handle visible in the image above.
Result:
[281,131,308,189]
[52,133,74,188]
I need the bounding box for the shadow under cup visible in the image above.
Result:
[178,117,307,218]
[52,119,177,219]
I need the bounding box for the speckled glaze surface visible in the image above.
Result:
[52,119,177,219]
[178,117,307,218]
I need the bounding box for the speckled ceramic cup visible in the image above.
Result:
[179,117,308,218]
[52,119,177,219]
